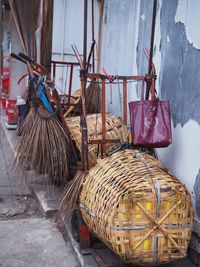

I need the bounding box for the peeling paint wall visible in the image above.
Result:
[158,0,200,220]
[136,0,200,224]
[159,0,200,127]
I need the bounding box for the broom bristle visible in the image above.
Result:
[58,171,85,222]
[15,106,70,185]
[86,79,101,114]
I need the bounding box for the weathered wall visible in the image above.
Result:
[136,0,200,225]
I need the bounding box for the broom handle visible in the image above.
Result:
[19,53,51,79]
[86,40,95,72]
[10,53,27,64]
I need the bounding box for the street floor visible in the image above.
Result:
[0,112,197,267]
[0,119,80,267]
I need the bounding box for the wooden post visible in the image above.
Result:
[40,0,54,73]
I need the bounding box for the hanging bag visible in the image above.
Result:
[128,79,172,148]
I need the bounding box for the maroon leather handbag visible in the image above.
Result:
[129,80,172,148]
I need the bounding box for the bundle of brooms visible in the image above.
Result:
[12,55,70,185]
[15,105,70,185]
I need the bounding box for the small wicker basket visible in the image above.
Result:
[65,114,127,167]
[80,149,194,266]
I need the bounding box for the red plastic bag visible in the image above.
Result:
[129,80,172,148]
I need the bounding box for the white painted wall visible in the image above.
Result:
[9,15,27,99]
[52,0,100,94]
[100,0,140,116]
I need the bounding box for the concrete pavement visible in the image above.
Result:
[0,113,81,267]
[0,218,79,267]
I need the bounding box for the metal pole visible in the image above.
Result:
[146,0,157,100]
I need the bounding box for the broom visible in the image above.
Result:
[58,171,86,221]
[15,106,70,185]
[86,78,101,114]
[14,72,70,185]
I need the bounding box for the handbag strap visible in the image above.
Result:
[141,79,145,101]
[141,76,156,101]
[151,78,156,99]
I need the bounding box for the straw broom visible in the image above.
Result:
[86,78,101,114]
[15,104,70,185]
[58,171,86,221]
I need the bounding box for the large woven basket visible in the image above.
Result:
[65,114,127,167]
[80,149,194,266]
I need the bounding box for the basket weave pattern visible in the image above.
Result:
[80,149,194,265]
[65,114,127,167]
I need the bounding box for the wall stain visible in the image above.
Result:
[160,0,200,127]
[137,0,200,127]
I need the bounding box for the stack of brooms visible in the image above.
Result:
[11,53,70,185]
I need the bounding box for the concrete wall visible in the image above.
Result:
[9,14,27,99]
[52,0,100,94]
[100,0,140,116]
[143,0,200,222]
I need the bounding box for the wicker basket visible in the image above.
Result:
[80,149,194,266]
[65,114,127,167]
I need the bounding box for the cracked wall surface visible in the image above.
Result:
[137,0,200,222]
[160,0,200,127]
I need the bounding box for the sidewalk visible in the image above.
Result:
[0,113,80,267]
